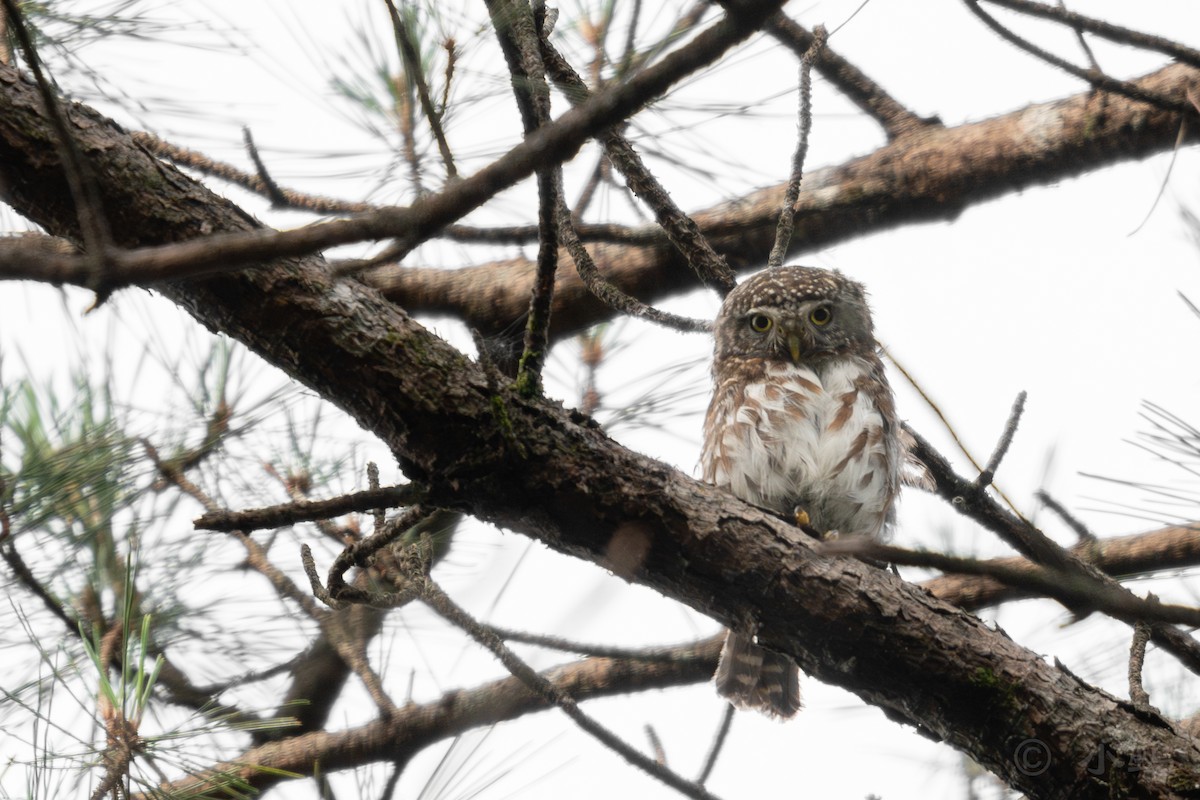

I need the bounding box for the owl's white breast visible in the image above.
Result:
[701,357,896,538]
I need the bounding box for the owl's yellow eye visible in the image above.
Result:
[809,306,832,326]
[748,314,773,333]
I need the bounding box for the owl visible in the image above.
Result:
[700,265,901,718]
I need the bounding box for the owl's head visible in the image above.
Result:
[712,266,876,366]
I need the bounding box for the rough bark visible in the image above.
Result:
[3,61,1200,800]
[366,62,1200,343]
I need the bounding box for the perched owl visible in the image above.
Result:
[700,265,901,718]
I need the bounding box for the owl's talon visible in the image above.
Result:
[822,528,841,542]
[792,506,810,527]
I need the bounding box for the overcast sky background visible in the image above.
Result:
[3,2,1200,798]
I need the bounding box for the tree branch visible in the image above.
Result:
[137,635,722,798]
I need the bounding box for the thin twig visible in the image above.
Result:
[1129,620,1151,708]
[907,426,1083,570]
[556,175,711,333]
[421,580,724,800]
[765,14,933,139]
[645,724,667,765]
[489,624,724,661]
[695,703,734,785]
[571,155,607,220]
[384,0,458,181]
[516,155,560,393]
[1035,490,1097,542]
[768,25,825,268]
[241,127,288,207]
[981,0,1200,69]
[539,36,736,294]
[312,504,432,606]
[962,0,1188,114]
[195,484,424,533]
[976,390,1026,489]
[1,539,78,630]
[143,439,322,616]
[884,345,1021,515]
[1055,0,1099,73]
[133,130,373,215]
[367,462,387,533]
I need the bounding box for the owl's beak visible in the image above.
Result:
[786,332,803,365]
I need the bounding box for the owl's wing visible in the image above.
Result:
[897,425,935,491]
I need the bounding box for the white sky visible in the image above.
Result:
[3,2,1200,799]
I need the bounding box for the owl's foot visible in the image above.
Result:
[822,529,841,542]
[791,506,810,527]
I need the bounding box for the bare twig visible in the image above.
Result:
[962,0,1189,114]
[539,36,736,294]
[241,127,288,207]
[695,703,735,785]
[306,504,432,607]
[765,14,934,140]
[489,625,725,661]
[1129,620,1152,708]
[645,724,667,765]
[768,25,825,268]
[976,390,1026,489]
[1055,0,1099,74]
[366,462,387,533]
[133,130,373,215]
[1035,490,1097,542]
[420,580,724,800]
[195,484,424,533]
[1,538,78,630]
[981,0,1200,69]
[902,428,1200,677]
[556,175,711,333]
[144,439,322,617]
[906,426,1069,569]
[571,154,607,220]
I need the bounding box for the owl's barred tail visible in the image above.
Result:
[714,630,802,719]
